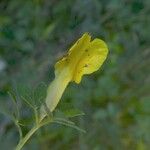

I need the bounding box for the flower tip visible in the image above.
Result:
[83,32,91,39]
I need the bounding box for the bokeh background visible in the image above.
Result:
[0,0,150,150]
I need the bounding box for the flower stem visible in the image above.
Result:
[15,117,53,150]
[15,125,39,150]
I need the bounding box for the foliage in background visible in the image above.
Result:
[0,0,150,150]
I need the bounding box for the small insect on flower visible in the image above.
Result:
[40,33,108,119]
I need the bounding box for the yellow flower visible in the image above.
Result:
[41,33,108,118]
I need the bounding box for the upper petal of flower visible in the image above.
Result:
[55,33,91,76]
[55,33,108,84]
[72,38,108,83]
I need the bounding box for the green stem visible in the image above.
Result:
[15,121,23,140]
[15,118,53,150]
[15,125,39,150]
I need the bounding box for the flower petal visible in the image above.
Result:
[72,38,108,83]
[55,33,108,84]
[55,33,91,76]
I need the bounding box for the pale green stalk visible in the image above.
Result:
[15,118,53,150]
[15,125,39,150]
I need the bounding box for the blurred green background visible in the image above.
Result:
[0,0,150,150]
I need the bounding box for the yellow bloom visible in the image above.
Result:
[41,33,108,118]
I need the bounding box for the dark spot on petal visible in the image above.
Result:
[84,64,88,67]
[85,49,88,52]
[65,58,69,62]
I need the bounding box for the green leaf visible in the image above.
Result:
[8,91,20,119]
[53,120,86,133]
[54,117,75,125]
[63,109,85,118]
[0,101,15,122]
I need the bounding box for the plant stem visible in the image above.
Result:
[15,121,23,140]
[15,125,39,150]
[15,118,53,150]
